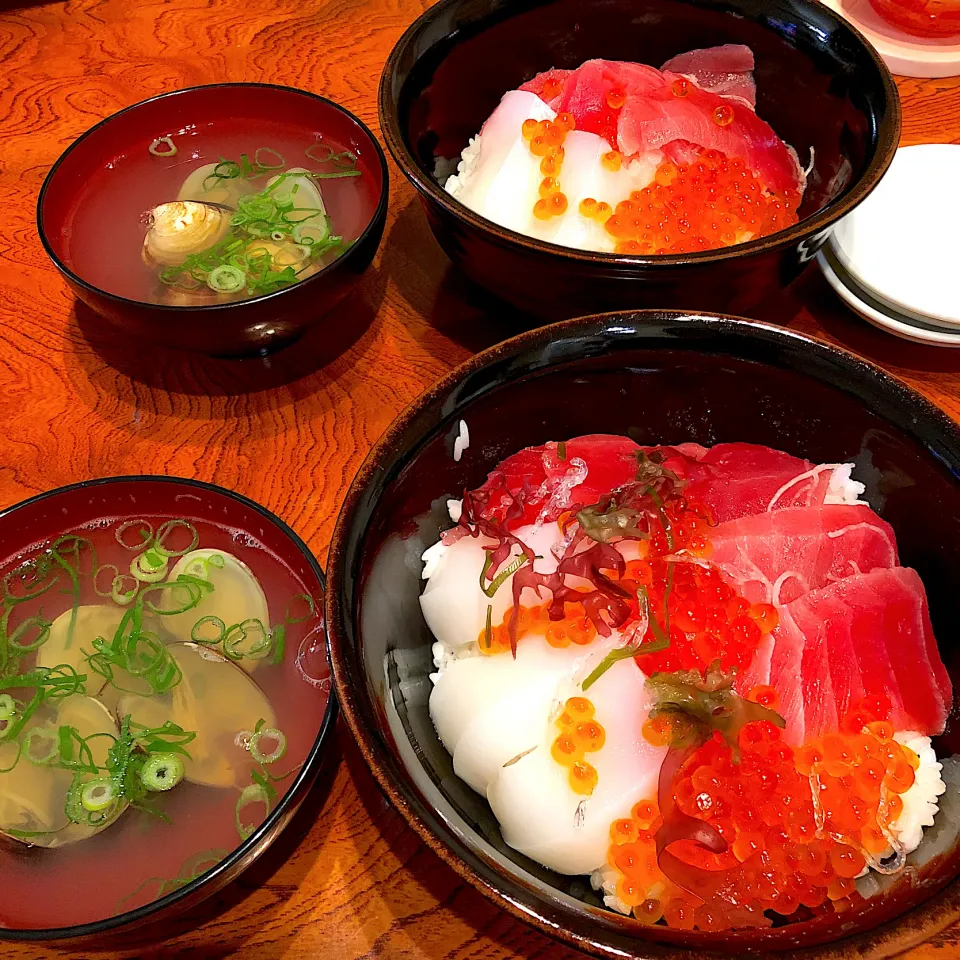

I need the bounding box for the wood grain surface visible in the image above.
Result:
[0,0,959,956]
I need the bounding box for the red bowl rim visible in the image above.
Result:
[0,474,338,941]
[36,82,389,313]
[378,0,902,267]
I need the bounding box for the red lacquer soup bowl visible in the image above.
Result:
[0,476,336,942]
[327,311,960,958]
[37,84,388,357]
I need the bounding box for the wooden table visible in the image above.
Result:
[0,0,959,956]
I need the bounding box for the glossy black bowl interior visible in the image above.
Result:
[328,313,960,957]
[379,0,900,317]
[0,476,337,942]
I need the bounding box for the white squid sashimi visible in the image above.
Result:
[430,633,619,793]
[487,657,665,876]
[445,90,555,234]
[419,521,564,654]
[546,132,660,252]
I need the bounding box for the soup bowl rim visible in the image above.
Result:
[378,0,901,267]
[36,81,390,314]
[0,473,337,941]
[326,309,960,957]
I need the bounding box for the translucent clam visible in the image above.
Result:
[162,549,270,673]
[0,696,122,848]
[118,642,276,789]
[177,162,256,208]
[142,201,231,268]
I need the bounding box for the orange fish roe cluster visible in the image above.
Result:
[597,149,800,256]
[613,700,917,930]
[605,798,706,925]
[552,697,605,795]
[522,114,575,220]
[478,599,597,654]
[625,558,778,677]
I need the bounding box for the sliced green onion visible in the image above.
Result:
[207,553,225,569]
[213,159,242,180]
[191,615,225,645]
[154,520,200,557]
[93,563,120,597]
[130,551,168,583]
[81,777,117,812]
[111,573,139,605]
[0,694,14,721]
[269,624,286,666]
[235,783,270,840]
[479,551,529,598]
[483,604,493,650]
[332,149,358,168]
[254,146,285,170]
[149,137,177,158]
[249,726,286,765]
[305,142,335,164]
[140,752,185,792]
[270,230,286,242]
[284,594,315,624]
[24,726,59,765]
[116,520,154,551]
[223,619,270,661]
[8,614,51,652]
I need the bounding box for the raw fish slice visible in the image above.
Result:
[868,568,951,732]
[487,655,665,875]
[555,60,665,146]
[421,522,563,652]
[547,131,661,252]
[805,589,865,727]
[761,607,806,740]
[470,434,641,529]
[660,44,757,108]
[648,442,834,523]
[520,68,574,110]
[707,504,898,605]
[757,568,950,743]
[445,90,555,229]
[618,77,803,194]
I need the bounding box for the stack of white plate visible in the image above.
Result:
[817,143,960,347]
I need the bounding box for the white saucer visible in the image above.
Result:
[821,0,960,78]
[818,246,960,347]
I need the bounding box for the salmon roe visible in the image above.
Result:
[523,117,574,219]
[552,697,605,794]
[608,699,917,930]
[625,557,778,676]
[604,148,800,255]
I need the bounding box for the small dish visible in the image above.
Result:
[829,144,960,326]
[37,84,388,358]
[0,476,336,941]
[818,245,960,347]
[380,0,900,319]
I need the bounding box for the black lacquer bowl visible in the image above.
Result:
[380,0,900,319]
[327,312,960,958]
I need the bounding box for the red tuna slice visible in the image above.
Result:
[752,567,950,744]
[555,59,665,147]
[660,44,757,108]
[469,434,640,530]
[519,68,574,110]
[645,442,834,523]
[707,504,899,605]
[618,76,803,195]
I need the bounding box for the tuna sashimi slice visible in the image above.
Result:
[470,434,641,529]
[661,44,757,108]
[519,68,573,111]
[647,442,837,524]
[754,567,951,744]
[707,504,898,605]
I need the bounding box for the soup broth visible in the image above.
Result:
[0,515,330,929]
[61,120,380,305]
